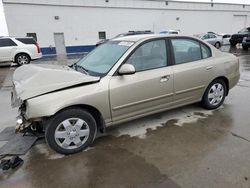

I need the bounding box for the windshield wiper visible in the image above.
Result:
[72,64,89,75]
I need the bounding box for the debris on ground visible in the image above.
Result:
[0,156,24,171]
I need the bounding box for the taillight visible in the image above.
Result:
[35,42,40,53]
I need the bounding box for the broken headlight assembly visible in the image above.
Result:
[15,102,30,132]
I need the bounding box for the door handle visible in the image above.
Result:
[160,75,170,82]
[206,66,213,70]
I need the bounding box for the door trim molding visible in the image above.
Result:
[113,92,174,111]
[175,85,205,95]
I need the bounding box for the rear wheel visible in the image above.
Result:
[215,42,221,49]
[202,79,226,110]
[15,53,30,65]
[45,108,97,154]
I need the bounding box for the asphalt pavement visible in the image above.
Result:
[0,46,250,188]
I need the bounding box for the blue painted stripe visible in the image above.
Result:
[40,47,56,55]
[40,45,96,55]
[66,45,95,54]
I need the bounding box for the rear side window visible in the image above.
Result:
[171,38,202,64]
[0,39,17,47]
[201,44,211,59]
[15,38,36,44]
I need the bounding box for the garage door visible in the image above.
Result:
[232,15,247,33]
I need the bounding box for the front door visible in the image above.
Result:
[109,39,174,122]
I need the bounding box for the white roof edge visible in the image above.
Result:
[111,34,196,42]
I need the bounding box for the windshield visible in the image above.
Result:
[76,41,133,76]
[238,28,250,34]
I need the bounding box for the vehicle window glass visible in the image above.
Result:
[0,39,17,47]
[201,44,211,59]
[16,38,36,44]
[77,41,132,76]
[209,34,216,38]
[171,38,202,64]
[125,40,167,71]
[223,35,231,38]
[202,34,209,40]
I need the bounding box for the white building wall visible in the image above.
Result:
[3,0,250,49]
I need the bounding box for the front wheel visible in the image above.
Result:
[202,79,226,110]
[45,108,97,154]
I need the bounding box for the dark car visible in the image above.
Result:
[242,35,250,50]
[96,30,154,46]
[230,27,250,46]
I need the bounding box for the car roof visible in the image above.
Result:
[112,34,180,42]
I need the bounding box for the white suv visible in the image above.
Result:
[0,37,42,65]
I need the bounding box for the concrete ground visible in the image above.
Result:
[0,46,250,188]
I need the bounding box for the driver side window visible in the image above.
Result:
[209,34,216,39]
[125,40,167,72]
[202,34,209,40]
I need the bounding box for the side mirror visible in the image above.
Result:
[118,64,136,75]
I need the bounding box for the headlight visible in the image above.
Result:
[16,117,23,125]
[243,37,247,42]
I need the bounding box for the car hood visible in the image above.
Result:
[13,64,100,100]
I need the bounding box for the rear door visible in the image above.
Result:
[170,37,214,106]
[208,34,217,46]
[0,39,17,62]
[109,39,174,122]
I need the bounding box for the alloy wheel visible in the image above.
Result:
[17,55,29,65]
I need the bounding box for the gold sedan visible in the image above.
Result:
[12,35,240,154]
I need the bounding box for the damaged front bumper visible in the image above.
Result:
[15,114,32,133]
[11,87,31,132]
[11,87,22,108]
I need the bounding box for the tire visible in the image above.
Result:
[45,108,97,154]
[15,53,30,65]
[230,42,237,47]
[215,42,221,49]
[202,79,226,110]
